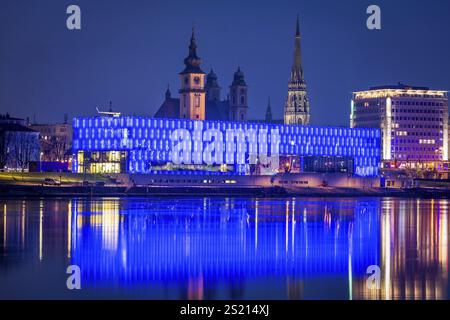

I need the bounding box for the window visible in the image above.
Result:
[195,95,200,108]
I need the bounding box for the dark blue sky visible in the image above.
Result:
[1,0,450,126]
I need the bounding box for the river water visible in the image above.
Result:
[0,197,448,300]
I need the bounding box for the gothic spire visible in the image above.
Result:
[284,15,310,126]
[290,15,304,84]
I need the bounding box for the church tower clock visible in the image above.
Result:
[179,29,205,120]
[179,28,206,120]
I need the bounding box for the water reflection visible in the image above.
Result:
[0,197,448,300]
[353,198,449,300]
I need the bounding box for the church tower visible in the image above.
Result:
[179,28,206,120]
[229,67,248,122]
[205,69,221,102]
[284,16,310,125]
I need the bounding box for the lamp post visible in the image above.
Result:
[40,152,43,173]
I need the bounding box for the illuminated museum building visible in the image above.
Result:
[72,116,380,177]
[351,84,449,170]
[72,24,381,177]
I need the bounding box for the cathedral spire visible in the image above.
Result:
[291,14,304,84]
[284,15,310,126]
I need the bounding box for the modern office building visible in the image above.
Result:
[72,116,381,177]
[351,83,449,171]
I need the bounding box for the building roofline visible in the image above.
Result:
[0,123,39,133]
[353,88,448,95]
[353,83,448,94]
[369,83,430,91]
[72,115,381,132]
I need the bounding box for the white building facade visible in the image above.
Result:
[351,84,448,171]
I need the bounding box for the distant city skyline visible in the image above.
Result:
[1,0,450,126]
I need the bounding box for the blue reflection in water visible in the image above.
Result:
[70,198,380,297]
[1,197,448,299]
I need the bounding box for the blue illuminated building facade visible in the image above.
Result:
[72,116,381,177]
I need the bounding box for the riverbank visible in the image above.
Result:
[0,183,449,198]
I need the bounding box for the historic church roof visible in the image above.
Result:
[154,83,230,121]
[154,28,246,122]
[154,87,180,119]
[180,28,205,75]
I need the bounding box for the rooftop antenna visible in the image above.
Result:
[96,102,121,117]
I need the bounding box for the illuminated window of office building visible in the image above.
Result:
[77,151,84,173]
[77,150,127,173]
[90,162,120,174]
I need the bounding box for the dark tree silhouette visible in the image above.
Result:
[0,131,11,170]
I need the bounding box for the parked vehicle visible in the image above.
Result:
[43,178,61,186]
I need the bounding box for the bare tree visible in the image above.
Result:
[53,135,69,161]
[12,132,39,172]
[0,131,10,170]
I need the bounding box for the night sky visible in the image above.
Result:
[1,0,450,126]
